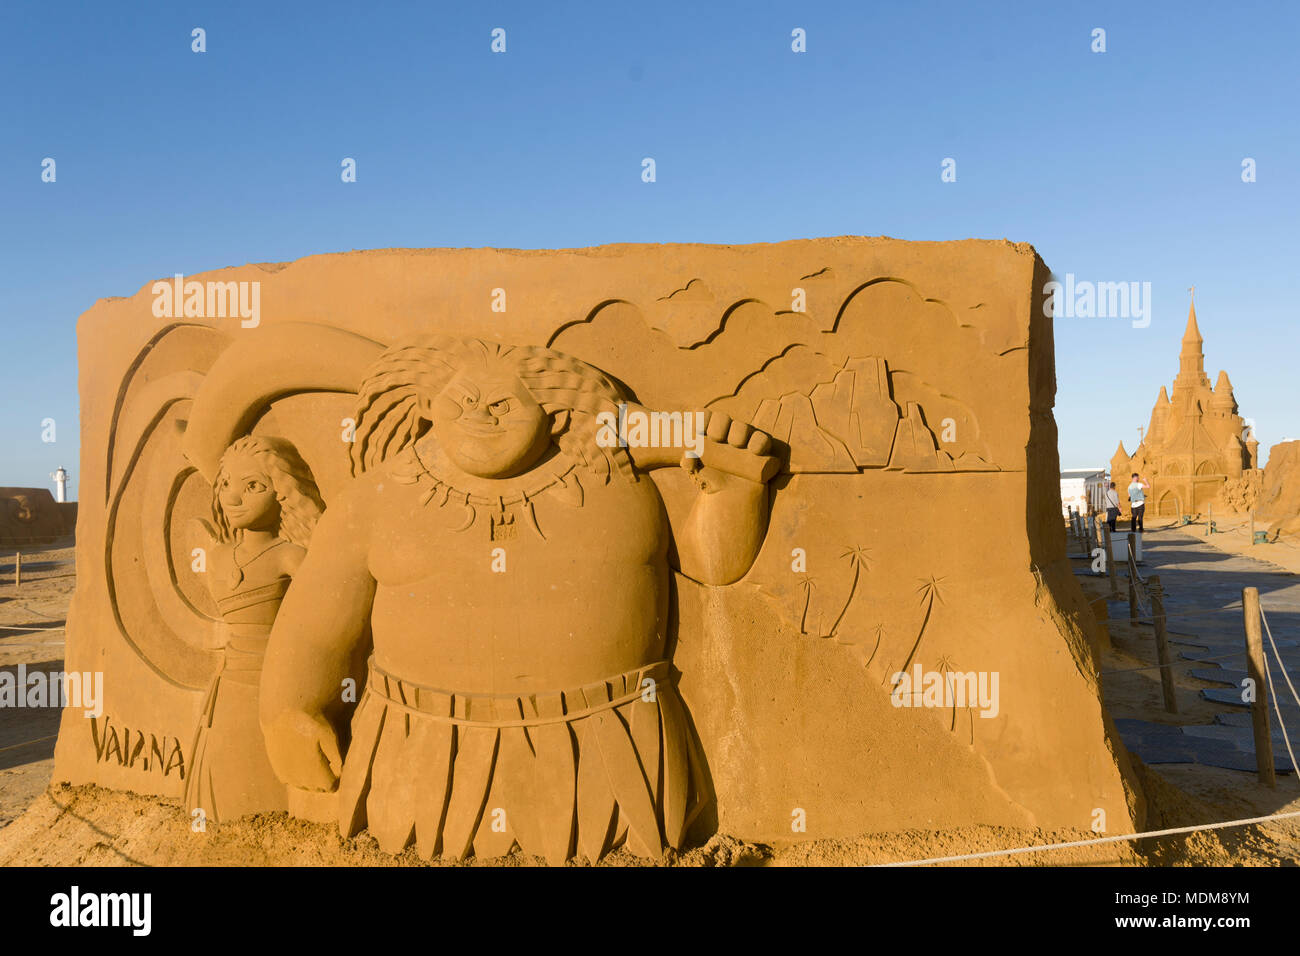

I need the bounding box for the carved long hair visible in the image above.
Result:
[212,435,325,547]
[350,335,636,482]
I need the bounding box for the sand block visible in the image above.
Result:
[54,237,1141,858]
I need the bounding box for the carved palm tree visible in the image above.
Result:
[935,653,958,731]
[828,545,870,638]
[901,575,946,674]
[864,623,886,667]
[798,577,817,635]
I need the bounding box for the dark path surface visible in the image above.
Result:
[1108,527,1300,774]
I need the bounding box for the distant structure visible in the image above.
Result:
[1060,467,1107,518]
[1110,298,1260,517]
[51,466,68,503]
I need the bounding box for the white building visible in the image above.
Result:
[1060,468,1108,518]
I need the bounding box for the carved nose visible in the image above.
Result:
[462,406,496,425]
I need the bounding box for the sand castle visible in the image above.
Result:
[51,237,1141,861]
[1111,301,1261,517]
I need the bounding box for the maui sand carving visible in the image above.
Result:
[54,238,1144,859]
[259,336,778,861]
[185,436,323,823]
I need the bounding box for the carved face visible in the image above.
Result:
[425,365,552,478]
[216,451,281,531]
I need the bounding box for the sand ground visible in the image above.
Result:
[2,537,1298,866]
[0,540,72,831]
[1178,511,1300,576]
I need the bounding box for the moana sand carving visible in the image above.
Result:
[53,238,1145,857]
[184,436,323,823]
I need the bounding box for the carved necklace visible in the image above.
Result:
[228,538,286,588]
[390,445,585,542]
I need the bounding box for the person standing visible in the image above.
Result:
[1127,472,1150,533]
[1104,481,1121,532]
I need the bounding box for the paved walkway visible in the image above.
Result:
[1106,527,1300,774]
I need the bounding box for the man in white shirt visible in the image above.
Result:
[1127,472,1150,533]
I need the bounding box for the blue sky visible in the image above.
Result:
[3,0,1297,498]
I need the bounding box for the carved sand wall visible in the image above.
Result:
[0,487,68,545]
[54,237,1141,858]
[1260,440,1300,536]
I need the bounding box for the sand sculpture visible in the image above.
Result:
[0,487,69,545]
[1259,440,1300,537]
[1110,301,1260,518]
[184,436,323,822]
[53,237,1142,861]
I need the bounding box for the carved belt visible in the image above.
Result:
[365,658,671,729]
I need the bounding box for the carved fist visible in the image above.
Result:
[684,410,778,485]
[262,710,343,792]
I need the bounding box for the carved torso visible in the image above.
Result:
[363,446,671,695]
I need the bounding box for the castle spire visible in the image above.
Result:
[1174,295,1210,390]
[1183,298,1202,348]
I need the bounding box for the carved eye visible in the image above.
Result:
[488,399,511,416]
[247,480,267,494]
[462,395,475,407]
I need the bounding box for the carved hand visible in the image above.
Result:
[683,410,779,488]
[263,710,343,792]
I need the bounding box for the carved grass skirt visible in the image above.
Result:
[337,658,704,864]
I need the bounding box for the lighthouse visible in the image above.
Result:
[51,465,68,503]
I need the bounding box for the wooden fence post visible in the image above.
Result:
[1241,586,1276,788]
[1104,524,1119,598]
[1148,575,1177,714]
[13,552,20,588]
[1127,533,1138,625]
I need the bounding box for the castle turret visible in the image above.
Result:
[1221,431,1244,477]
[1211,370,1237,414]
[1110,441,1130,481]
[1147,385,1172,446]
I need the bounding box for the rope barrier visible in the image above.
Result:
[0,734,58,756]
[876,808,1300,866]
[1261,608,1300,709]
[1099,637,1293,675]
[0,602,63,621]
[1127,606,1245,623]
[1262,652,1300,778]
[1260,608,1300,778]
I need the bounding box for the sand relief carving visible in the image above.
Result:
[184,436,323,822]
[257,336,781,863]
[9,494,38,523]
[57,241,1144,858]
[91,717,187,776]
